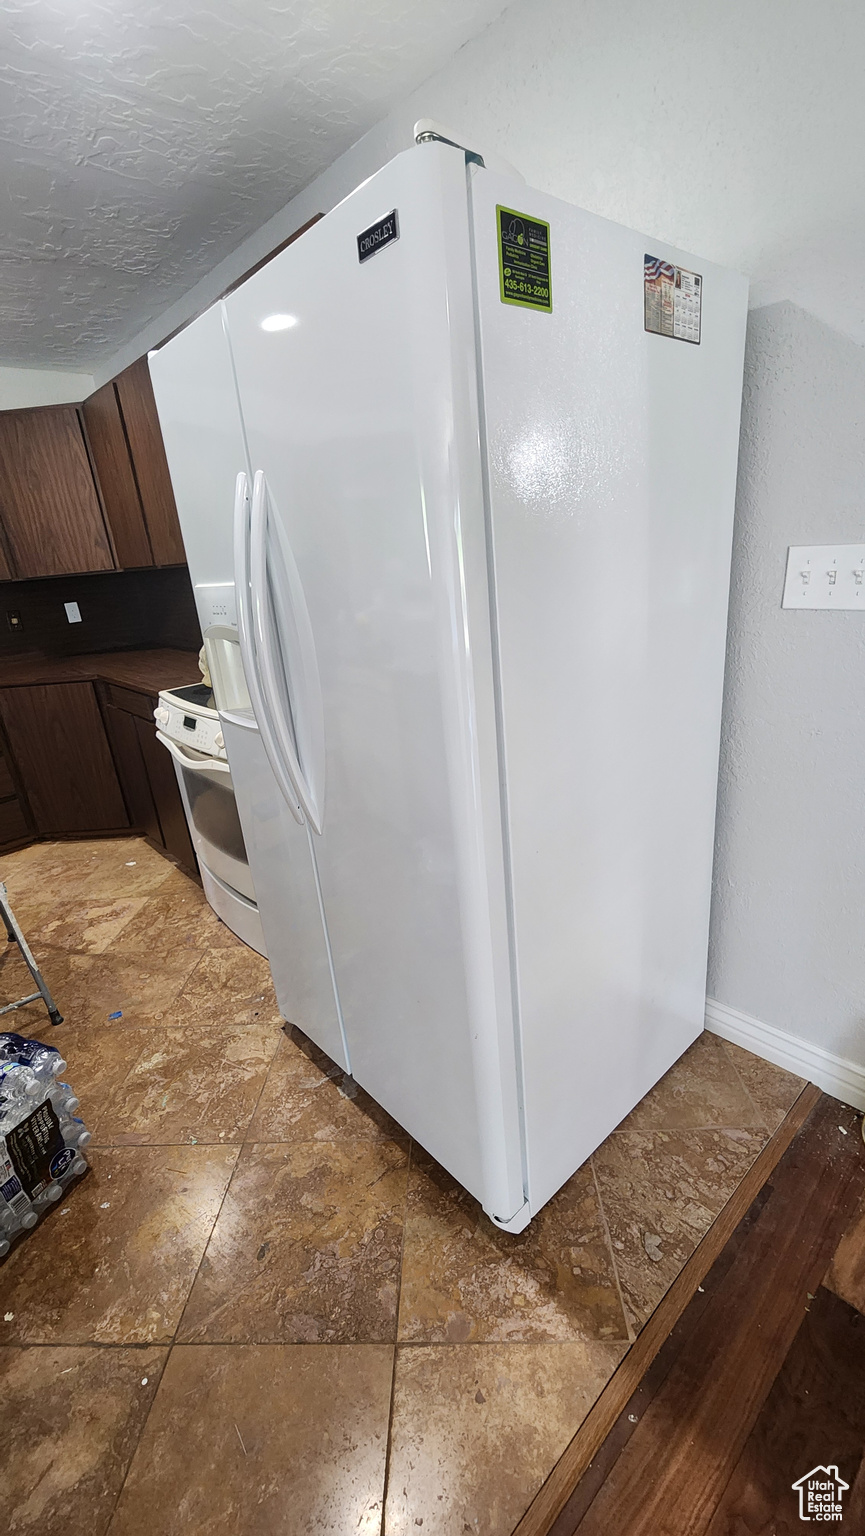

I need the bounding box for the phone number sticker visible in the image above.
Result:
[497,206,552,313]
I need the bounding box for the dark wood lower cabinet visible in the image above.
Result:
[0,670,196,873]
[100,687,196,875]
[0,796,30,847]
[133,713,196,872]
[102,702,163,844]
[0,730,32,851]
[0,682,128,835]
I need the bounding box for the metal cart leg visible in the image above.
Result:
[0,881,63,1027]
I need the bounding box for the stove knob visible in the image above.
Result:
[154,706,169,726]
[213,731,225,751]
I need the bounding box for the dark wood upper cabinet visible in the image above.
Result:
[80,356,186,571]
[114,357,185,565]
[81,381,154,568]
[0,681,129,835]
[0,406,114,578]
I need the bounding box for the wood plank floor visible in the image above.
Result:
[517,1092,865,1536]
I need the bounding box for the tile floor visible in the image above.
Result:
[0,837,807,1535]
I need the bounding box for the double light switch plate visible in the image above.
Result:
[782,545,865,609]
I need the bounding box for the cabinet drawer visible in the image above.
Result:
[102,682,157,721]
[0,798,30,846]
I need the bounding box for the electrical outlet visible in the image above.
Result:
[64,601,82,624]
[6,610,22,633]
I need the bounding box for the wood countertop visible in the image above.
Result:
[0,648,201,695]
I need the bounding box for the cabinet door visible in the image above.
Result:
[102,701,162,842]
[0,731,33,851]
[0,683,129,834]
[81,384,153,568]
[0,407,114,577]
[133,713,197,873]
[115,359,186,565]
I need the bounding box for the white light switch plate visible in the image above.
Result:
[64,601,82,623]
[782,545,865,609]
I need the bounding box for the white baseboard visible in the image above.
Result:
[705,997,865,1114]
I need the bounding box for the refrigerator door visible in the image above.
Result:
[223,143,525,1222]
[220,709,349,1071]
[148,308,347,1069]
[469,168,749,1212]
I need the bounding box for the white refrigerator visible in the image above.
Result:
[150,139,748,1231]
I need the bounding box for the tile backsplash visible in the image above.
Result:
[0,565,201,659]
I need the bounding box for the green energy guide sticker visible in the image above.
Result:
[497,206,552,312]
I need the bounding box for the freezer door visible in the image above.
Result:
[149,311,346,1068]
[220,712,349,1071]
[223,143,524,1221]
[469,168,749,1212]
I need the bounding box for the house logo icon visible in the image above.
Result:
[791,1465,849,1521]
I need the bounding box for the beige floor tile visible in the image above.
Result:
[48,1022,154,1125]
[3,895,149,955]
[23,946,206,1028]
[1,1344,168,1536]
[1,839,128,897]
[77,840,177,900]
[113,867,242,954]
[398,1153,628,1344]
[1,840,174,906]
[384,1340,626,1536]
[0,943,56,1033]
[619,1031,765,1132]
[107,1343,393,1536]
[592,1126,767,1331]
[719,1036,806,1130]
[172,947,282,1027]
[2,833,792,1536]
[246,1028,406,1143]
[0,1145,238,1343]
[91,1024,280,1145]
[177,1139,408,1342]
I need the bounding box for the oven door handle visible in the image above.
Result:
[156,731,233,776]
[232,469,304,823]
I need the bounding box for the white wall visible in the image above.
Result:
[0,366,94,409]
[709,301,865,1071]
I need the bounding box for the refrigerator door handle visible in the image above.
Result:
[250,469,323,834]
[232,469,304,824]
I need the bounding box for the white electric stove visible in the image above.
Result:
[154,682,267,956]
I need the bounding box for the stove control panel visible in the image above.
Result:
[155,691,228,759]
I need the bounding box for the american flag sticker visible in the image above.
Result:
[644,254,702,344]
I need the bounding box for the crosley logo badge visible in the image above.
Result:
[791,1465,849,1522]
[357,209,399,263]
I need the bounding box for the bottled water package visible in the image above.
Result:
[0,1032,67,1082]
[0,1035,89,1257]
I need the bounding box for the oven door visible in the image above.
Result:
[156,731,257,905]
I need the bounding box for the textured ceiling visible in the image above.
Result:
[0,0,508,369]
